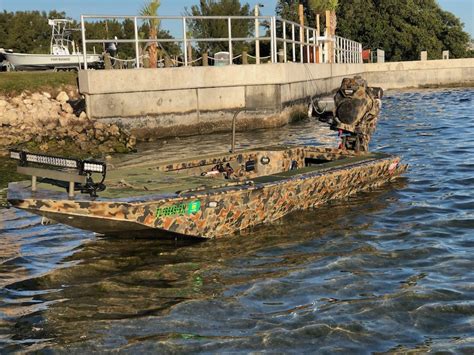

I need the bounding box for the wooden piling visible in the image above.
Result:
[242,51,248,65]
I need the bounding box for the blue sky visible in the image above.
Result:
[0,0,472,37]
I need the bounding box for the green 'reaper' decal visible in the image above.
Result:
[155,200,201,219]
[155,203,186,218]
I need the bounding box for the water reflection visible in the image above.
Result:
[3,182,406,351]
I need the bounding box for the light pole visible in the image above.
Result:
[254,3,264,64]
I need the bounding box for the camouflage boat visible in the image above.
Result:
[7,77,407,238]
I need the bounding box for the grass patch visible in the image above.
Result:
[0,71,78,96]
[0,156,24,187]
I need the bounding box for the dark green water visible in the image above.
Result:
[0,88,473,352]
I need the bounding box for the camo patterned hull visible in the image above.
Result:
[8,148,407,238]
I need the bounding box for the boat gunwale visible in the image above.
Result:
[8,152,401,205]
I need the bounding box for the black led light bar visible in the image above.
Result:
[9,150,106,175]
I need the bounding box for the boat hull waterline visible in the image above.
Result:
[8,148,406,238]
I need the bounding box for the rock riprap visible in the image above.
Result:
[0,91,136,156]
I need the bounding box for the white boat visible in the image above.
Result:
[4,19,102,71]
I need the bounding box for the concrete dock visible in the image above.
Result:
[78,58,474,139]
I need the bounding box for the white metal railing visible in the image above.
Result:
[275,17,327,64]
[334,36,363,64]
[80,15,362,69]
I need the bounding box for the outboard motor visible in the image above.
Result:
[325,76,383,152]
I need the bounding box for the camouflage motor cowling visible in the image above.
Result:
[332,76,383,152]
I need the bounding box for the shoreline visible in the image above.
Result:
[0,64,472,157]
[1,83,472,157]
[0,89,136,158]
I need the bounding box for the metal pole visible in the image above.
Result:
[133,16,140,68]
[306,27,310,63]
[348,40,351,63]
[355,42,358,63]
[228,17,233,65]
[354,42,356,63]
[344,39,347,63]
[299,26,303,63]
[334,37,336,63]
[283,21,287,63]
[351,41,354,63]
[341,38,344,63]
[292,23,295,62]
[80,15,87,70]
[270,17,274,63]
[346,39,349,63]
[183,17,188,66]
[312,29,316,63]
[231,110,242,153]
[254,6,260,64]
[349,41,352,63]
[340,38,342,63]
[273,16,278,63]
[338,37,341,63]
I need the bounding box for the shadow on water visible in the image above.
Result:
[1,88,474,353]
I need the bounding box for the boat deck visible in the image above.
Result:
[10,147,387,201]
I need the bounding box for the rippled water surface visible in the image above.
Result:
[0,88,473,352]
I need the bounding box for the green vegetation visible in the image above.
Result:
[0,72,77,96]
[186,0,252,54]
[337,0,471,60]
[0,3,471,65]
[276,0,471,61]
[0,10,179,60]
[0,10,66,53]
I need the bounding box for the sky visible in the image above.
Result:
[0,0,473,37]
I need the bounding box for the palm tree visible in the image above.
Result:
[141,0,161,68]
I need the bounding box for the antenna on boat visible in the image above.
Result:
[230,110,243,153]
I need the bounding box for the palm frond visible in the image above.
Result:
[140,0,161,29]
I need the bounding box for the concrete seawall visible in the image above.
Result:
[78,58,474,139]
[364,59,474,89]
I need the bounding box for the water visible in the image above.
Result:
[0,88,473,352]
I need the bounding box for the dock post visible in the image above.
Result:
[134,16,140,69]
[104,53,112,69]
[31,176,37,192]
[68,181,75,198]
